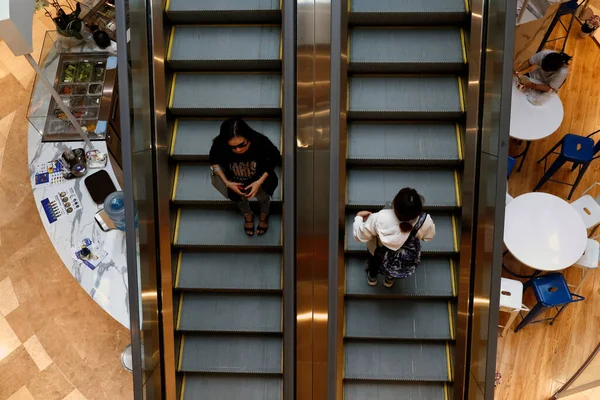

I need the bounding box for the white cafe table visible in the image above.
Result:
[510,77,564,171]
[504,192,587,274]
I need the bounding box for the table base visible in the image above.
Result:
[510,140,531,172]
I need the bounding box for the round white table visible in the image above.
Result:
[504,192,587,272]
[510,77,564,171]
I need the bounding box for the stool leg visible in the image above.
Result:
[502,310,519,337]
[574,268,590,294]
[568,163,590,200]
[515,302,546,332]
[550,304,569,326]
[517,142,531,172]
[534,155,568,192]
[537,139,563,164]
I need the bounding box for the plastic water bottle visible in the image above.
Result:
[104,191,128,231]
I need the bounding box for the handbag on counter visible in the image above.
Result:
[210,166,229,199]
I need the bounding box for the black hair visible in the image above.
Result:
[92,30,111,49]
[392,188,424,233]
[214,118,262,148]
[541,52,572,72]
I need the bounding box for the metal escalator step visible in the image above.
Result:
[175,208,282,248]
[183,375,282,400]
[349,0,467,25]
[345,257,454,298]
[173,164,282,204]
[347,123,461,165]
[349,28,464,73]
[180,334,282,373]
[345,212,457,254]
[348,76,462,120]
[170,74,281,117]
[179,293,282,332]
[169,26,281,71]
[346,168,458,210]
[166,0,281,23]
[344,341,449,381]
[344,382,446,400]
[171,119,281,161]
[345,298,451,340]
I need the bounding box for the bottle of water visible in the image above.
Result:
[104,191,127,231]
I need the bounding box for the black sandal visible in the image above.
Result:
[244,212,254,236]
[257,213,269,236]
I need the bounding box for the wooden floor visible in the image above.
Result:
[496,19,600,400]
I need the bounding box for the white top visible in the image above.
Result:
[504,192,587,271]
[510,77,564,141]
[353,210,436,255]
[529,50,569,90]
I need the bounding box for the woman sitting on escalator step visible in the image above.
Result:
[353,188,436,288]
[209,119,282,236]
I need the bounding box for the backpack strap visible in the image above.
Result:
[409,213,428,238]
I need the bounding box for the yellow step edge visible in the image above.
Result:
[167,26,176,61]
[173,208,182,245]
[457,76,465,112]
[175,251,183,288]
[178,334,185,371]
[453,170,462,207]
[165,0,171,12]
[455,124,464,160]
[169,73,177,109]
[449,258,457,297]
[170,119,179,156]
[444,382,450,400]
[180,374,186,400]
[448,301,456,340]
[451,215,459,253]
[176,292,183,330]
[172,164,181,201]
[445,341,453,382]
[279,28,283,60]
[464,0,471,13]
[460,29,468,64]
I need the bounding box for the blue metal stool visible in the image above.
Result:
[514,273,584,333]
[507,156,516,179]
[533,134,595,200]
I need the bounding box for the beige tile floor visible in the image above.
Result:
[0,11,132,400]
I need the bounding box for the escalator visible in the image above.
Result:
[165,1,285,398]
[341,0,467,398]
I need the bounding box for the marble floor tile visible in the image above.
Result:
[0,276,19,316]
[27,364,75,400]
[63,389,88,400]
[23,334,52,371]
[0,313,21,362]
[6,386,35,400]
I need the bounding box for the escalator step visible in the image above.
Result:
[166,0,281,23]
[171,119,281,161]
[175,208,282,248]
[346,168,458,210]
[179,293,282,332]
[345,298,451,339]
[349,28,464,73]
[176,252,282,291]
[345,257,454,298]
[183,375,282,400]
[344,341,450,381]
[180,334,282,373]
[170,74,281,117]
[344,382,446,400]
[169,26,281,71]
[346,213,457,254]
[347,123,461,165]
[173,164,282,204]
[348,76,462,120]
[349,0,467,25]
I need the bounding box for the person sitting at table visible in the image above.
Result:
[514,50,572,93]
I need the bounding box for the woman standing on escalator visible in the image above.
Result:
[209,119,282,236]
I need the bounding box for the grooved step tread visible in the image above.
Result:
[178,293,282,332]
[173,164,282,203]
[175,208,282,248]
[345,212,457,254]
[176,252,282,291]
[170,74,281,117]
[166,0,281,24]
[345,257,454,297]
[180,334,282,373]
[345,298,451,339]
[348,76,462,120]
[344,382,447,400]
[169,26,281,71]
[347,123,461,165]
[183,375,282,400]
[349,28,464,73]
[346,168,458,209]
[344,341,450,381]
[172,119,281,160]
[349,0,467,25]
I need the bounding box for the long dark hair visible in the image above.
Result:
[392,188,424,233]
[213,118,262,148]
[541,52,572,72]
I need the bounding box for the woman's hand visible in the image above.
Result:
[357,211,372,221]
[245,181,263,198]
[226,181,245,196]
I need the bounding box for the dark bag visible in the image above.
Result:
[372,212,428,279]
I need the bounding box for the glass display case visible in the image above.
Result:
[82,0,119,41]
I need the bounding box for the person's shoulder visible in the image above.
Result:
[374,209,398,227]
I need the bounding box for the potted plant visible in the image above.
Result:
[36,0,84,40]
[580,15,600,37]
